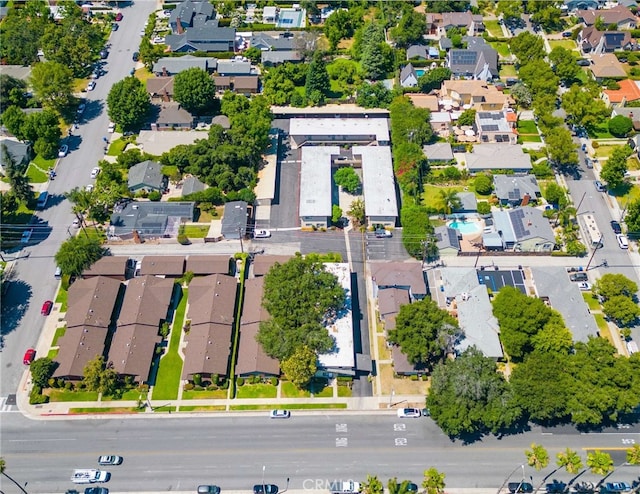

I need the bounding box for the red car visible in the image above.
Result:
[41,300,53,316]
[115,12,123,21]
[23,348,36,365]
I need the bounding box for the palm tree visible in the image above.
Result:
[0,457,29,494]
[1,145,33,205]
[422,467,446,494]
[627,445,640,465]
[587,450,614,477]
[557,448,583,475]
[389,478,418,494]
[526,443,550,471]
[438,189,462,216]
[361,475,384,494]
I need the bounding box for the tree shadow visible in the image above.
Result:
[0,278,32,337]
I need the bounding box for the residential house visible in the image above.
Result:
[439,80,512,111]
[153,102,195,130]
[165,19,235,53]
[54,276,122,380]
[182,274,237,380]
[108,276,175,382]
[236,277,280,377]
[579,26,635,54]
[169,0,215,34]
[378,287,410,324]
[577,5,637,30]
[475,111,517,144]
[250,32,295,51]
[181,175,206,196]
[563,0,599,12]
[493,174,541,206]
[423,142,454,163]
[407,94,440,112]
[262,6,278,23]
[216,60,252,76]
[603,79,640,106]
[426,13,442,35]
[232,75,260,95]
[433,225,461,257]
[488,207,555,252]
[152,55,217,76]
[454,192,478,213]
[447,37,498,81]
[406,45,428,60]
[439,37,453,51]
[261,51,302,66]
[356,146,398,228]
[430,112,453,138]
[147,77,174,102]
[213,76,231,92]
[276,7,306,29]
[0,138,31,176]
[110,201,195,239]
[127,160,167,194]
[614,108,640,131]
[185,255,232,276]
[369,261,427,300]
[465,143,532,173]
[400,64,418,88]
[251,255,293,277]
[440,11,485,35]
[590,53,627,80]
[221,201,248,239]
[82,256,128,281]
[627,134,640,157]
[391,345,427,376]
[140,256,185,277]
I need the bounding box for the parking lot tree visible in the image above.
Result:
[55,235,106,278]
[173,67,217,115]
[387,298,459,367]
[593,273,638,301]
[280,345,317,389]
[29,357,57,389]
[603,295,640,326]
[496,0,524,23]
[258,254,346,360]
[548,46,579,84]
[586,450,614,476]
[305,51,330,101]
[557,448,584,475]
[361,475,384,494]
[29,61,74,112]
[107,76,151,131]
[510,31,546,65]
[418,67,452,93]
[526,443,550,471]
[510,351,573,422]
[390,6,427,48]
[422,468,446,494]
[355,81,393,109]
[608,115,633,137]
[0,2,50,66]
[427,347,521,436]
[334,167,361,193]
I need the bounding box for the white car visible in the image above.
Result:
[85,184,94,192]
[107,121,115,133]
[58,144,68,157]
[617,234,629,249]
[269,409,290,419]
[397,408,421,418]
[72,217,81,229]
[97,455,123,466]
[86,80,96,91]
[254,229,271,238]
[90,167,101,179]
[577,282,592,291]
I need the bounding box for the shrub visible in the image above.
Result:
[29,386,49,405]
[193,385,203,391]
[474,173,493,195]
[237,377,245,386]
[477,201,491,215]
[65,381,74,390]
[220,379,229,389]
[194,373,202,386]
[592,141,599,148]
[148,190,162,201]
[410,374,419,381]
[48,378,56,388]
[252,375,261,384]
[184,383,195,391]
[159,321,171,339]
[270,377,278,386]
[177,234,190,245]
[212,373,219,385]
[207,384,218,391]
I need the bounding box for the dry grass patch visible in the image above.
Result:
[378,363,430,395]
[377,336,391,360]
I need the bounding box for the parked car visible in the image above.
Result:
[603,483,631,493]
[85,184,94,192]
[375,229,392,238]
[577,59,590,67]
[508,483,534,493]
[197,487,221,494]
[577,282,592,291]
[594,180,606,192]
[91,167,101,179]
[21,229,33,244]
[610,220,622,234]
[73,217,81,229]
[574,483,594,493]
[114,12,123,21]
[87,80,96,91]
[108,121,115,133]
[546,482,567,494]
[617,234,629,249]
[396,482,418,492]
[84,488,109,494]
[99,49,108,59]
[254,229,271,238]
[58,144,69,157]
[111,23,118,31]
[97,456,122,466]
[396,408,421,418]
[77,102,86,116]
[253,485,278,494]
[269,409,290,419]
[570,272,588,282]
[23,348,36,365]
[41,300,53,316]
[585,158,593,169]
[562,31,572,37]
[132,51,139,62]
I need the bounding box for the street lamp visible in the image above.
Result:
[497,464,525,494]
[280,478,290,494]
[262,465,266,494]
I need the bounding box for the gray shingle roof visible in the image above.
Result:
[407,45,428,60]
[153,55,217,75]
[493,174,541,203]
[434,226,461,251]
[110,201,195,237]
[221,201,248,238]
[423,142,454,162]
[181,175,206,196]
[128,160,165,191]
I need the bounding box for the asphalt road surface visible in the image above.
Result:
[1,413,639,493]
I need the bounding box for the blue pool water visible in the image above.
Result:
[448,220,483,235]
[415,69,426,77]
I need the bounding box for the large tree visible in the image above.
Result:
[603,295,640,326]
[0,3,50,66]
[427,348,521,436]
[608,115,633,138]
[356,82,393,109]
[544,127,578,168]
[418,68,452,93]
[82,355,119,396]
[390,6,427,48]
[624,198,640,236]
[29,357,57,389]
[497,0,524,22]
[334,167,361,193]
[323,9,355,51]
[54,236,106,278]
[561,85,611,130]
[1,145,32,204]
[510,32,546,65]
[29,61,74,111]
[22,109,62,159]
[107,76,151,131]
[173,67,216,115]
[549,46,579,83]
[593,273,638,301]
[280,345,317,389]
[586,450,613,476]
[422,468,446,494]
[257,255,346,360]
[387,298,459,367]
[601,145,632,189]
[305,51,330,104]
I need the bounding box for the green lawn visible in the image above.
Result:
[489,41,511,58]
[337,386,352,397]
[582,293,600,311]
[55,285,68,313]
[107,138,128,156]
[119,388,149,401]
[517,120,538,134]
[182,225,210,238]
[312,385,333,398]
[182,388,229,399]
[612,184,640,209]
[26,163,49,183]
[590,124,614,139]
[47,348,59,359]
[594,145,623,159]
[32,154,56,171]
[328,79,346,98]
[499,64,518,78]
[280,381,311,398]
[230,403,347,411]
[151,286,185,401]
[236,383,278,398]
[47,389,99,402]
[179,405,227,411]
[628,156,640,171]
[51,326,66,346]
[422,184,463,211]
[549,39,577,51]
[518,135,543,143]
[484,19,503,38]
[70,407,139,413]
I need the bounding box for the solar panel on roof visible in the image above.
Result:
[483,124,499,131]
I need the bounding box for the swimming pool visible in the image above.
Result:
[415,69,426,77]
[448,219,483,235]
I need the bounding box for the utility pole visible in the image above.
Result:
[585,234,603,271]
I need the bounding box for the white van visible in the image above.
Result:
[617,234,629,249]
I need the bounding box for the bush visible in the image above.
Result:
[252,375,261,384]
[148,190,162,201]
[193,373,202,386]
[237,377,245,386]
[177,234,190,245]
[410,374,419,381]
[220,379,229,389]
[207,384,218,391]
[184,383,195,391]
[592,141,599,149]
[474,173,493,195]
[270,377,278,386]
[65,381,74,390]
[29,385,49,405]
[477,201,491,215]
[193,385,203,391]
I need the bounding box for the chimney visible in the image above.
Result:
[162,67,168,77]
[176,17,184,34]
[521,193,530,206]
